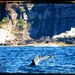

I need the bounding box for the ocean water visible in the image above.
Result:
[0,46,75,74]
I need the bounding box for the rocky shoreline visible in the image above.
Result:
[0,41,75,47]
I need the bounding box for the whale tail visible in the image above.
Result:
[39,55,53,61]
[29,55,53,66]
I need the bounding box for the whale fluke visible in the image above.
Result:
[30,55,53,66]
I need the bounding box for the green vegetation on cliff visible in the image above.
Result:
[16,19,24,28]
[0,17,10,24]
[20,7,26,13]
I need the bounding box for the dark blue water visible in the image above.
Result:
[0,46,75,74]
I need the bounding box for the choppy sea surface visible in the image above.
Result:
[0,46,75,74]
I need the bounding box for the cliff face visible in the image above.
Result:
[27,4,75,39]
[0,3,75,40]
[0,3,6,21]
